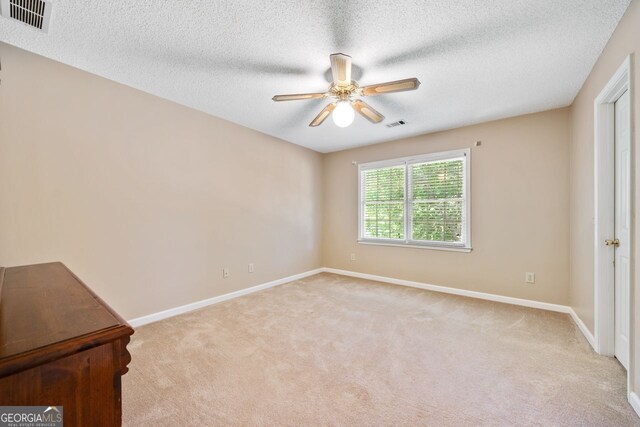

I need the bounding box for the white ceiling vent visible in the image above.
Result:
[0,0,52,33]
[386,120,407,128]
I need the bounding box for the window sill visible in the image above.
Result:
[357,240,472,253]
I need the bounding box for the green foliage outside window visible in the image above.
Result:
[411,160,463,242]
[362,158,464,243]
[363,166,405,239]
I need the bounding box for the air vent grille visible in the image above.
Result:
[386,120,407,128]
[1,0,51,32]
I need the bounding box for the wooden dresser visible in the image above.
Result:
[0,262,134,426]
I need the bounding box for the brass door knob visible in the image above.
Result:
[605,239,620,247]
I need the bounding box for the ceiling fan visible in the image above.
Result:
[272,53,421,128]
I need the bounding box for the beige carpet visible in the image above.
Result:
[123,273,639,426]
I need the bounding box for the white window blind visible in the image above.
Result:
[362,165,405,240]
[358,149,471,251]
[410,158,464,243]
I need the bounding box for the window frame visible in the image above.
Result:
[358,148,471,252]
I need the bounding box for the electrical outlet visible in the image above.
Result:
[248,263,254,273]
[525,272,535,284]
[223,268,230,279]
[350,253,356,261]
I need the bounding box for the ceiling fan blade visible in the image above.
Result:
[272,92,326,102]
[309,103,336,127]
[351,100,385,123]
[330,53,352,87]
[361,78,421,96]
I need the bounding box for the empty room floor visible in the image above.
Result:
[123,273,638,426]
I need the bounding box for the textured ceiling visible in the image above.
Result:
[0,0,631,152]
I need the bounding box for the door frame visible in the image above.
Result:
[593,55,633,384]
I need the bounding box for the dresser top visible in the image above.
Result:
[0,262,133,376]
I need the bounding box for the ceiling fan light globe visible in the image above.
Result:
[332,102,355,128]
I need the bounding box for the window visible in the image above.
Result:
[358,149,471,251]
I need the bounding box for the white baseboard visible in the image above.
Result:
[323,268,571,314]
[128,266,596,354]
[324,268,603,351]
[630,392,640,419]
[128,268,323,327]
[567,307,596,350]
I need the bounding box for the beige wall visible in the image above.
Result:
[569,0,640,336]
[568,0,640,395]
[0,42,323,320]
[323,109,570,305]
[2,3,638,398]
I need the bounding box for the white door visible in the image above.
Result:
[614,89,630,370]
